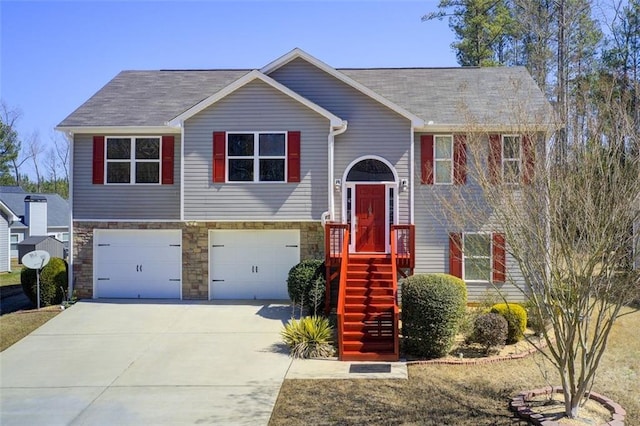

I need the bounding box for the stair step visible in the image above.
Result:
[344,312,395,322]
[342,330,395,340]
[341,351,399,362]
[346,264,393,273]
[345,295,395,305]
[343,321,395,332]
[345,287,394,296]
[343,340,395,352]
[344,304,395,314]
[346,279,394,288]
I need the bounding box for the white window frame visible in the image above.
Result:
[462,232,493,283]
[104,136,162,185]
[434,134,454,185]
[226,131,287,183]
[502,134,522,184]
[10,233,21,250]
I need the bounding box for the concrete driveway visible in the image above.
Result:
[0,300,294,425]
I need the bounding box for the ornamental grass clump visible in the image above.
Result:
[286,260,326,315]
[281,316,334,359]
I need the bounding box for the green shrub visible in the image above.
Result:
[281,315,334,358]
[490,303,527,344]
[21,257,68,307]
[472,313,508,354]
[522,299,550,335]
[401,273,467,358]
[287,260,326,315]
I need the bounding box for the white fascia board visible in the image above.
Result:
[261,48,425,128]
[415,123,555,133]
[167,69,344,127]
[0,200,19,222]
[55,126,180,135]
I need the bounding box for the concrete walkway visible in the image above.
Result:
[0,300,294,426]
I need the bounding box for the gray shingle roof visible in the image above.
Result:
[58,65,550,129]
[0,189,70,228]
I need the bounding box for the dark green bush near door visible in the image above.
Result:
[402,273,467,358]
[21,257,68,307]
[287,259,326,315]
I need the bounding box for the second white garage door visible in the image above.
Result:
[209,230,300,300]
[94,229,182,299]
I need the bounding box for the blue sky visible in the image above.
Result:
[1,0,456,170]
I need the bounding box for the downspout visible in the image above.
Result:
[65,131,74,301]
[180,122,185,221]
[326,120,348,222]
[409,127,415,225]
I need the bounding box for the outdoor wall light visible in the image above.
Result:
[334,179,342,192]
[401,179,409,192]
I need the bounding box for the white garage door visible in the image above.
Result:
[94,229,182,299]
[209,230,300,300]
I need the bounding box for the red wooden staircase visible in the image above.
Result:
[325,224,413,362]
[339,255,399,361]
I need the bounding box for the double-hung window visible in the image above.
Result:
[227,132,286,182]
[105,137,161,184]
[463,233,492,281]
[10,234,20,252]
[434,135,453,184]
[502,135,521,184]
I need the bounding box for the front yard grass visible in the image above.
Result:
[270,306,639,425]
[0,308,60,352]
[0,270,21,287]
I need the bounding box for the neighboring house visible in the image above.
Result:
[0,186,70,272]
[57,48,550,360]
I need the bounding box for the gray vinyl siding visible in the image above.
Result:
[413,133,527,302]
[0,211,9,272]
[73,134,180,220]
[183,80,330,221]
[270,58,412,223]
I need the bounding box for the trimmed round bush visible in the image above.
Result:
[401,273,467,358]
[490,303,527,344]
[472,312,508,354]
[287,259,326,314]
[21,257,68,307]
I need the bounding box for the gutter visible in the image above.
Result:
[326,121,348,222]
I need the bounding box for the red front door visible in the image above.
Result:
[355,184,386,252]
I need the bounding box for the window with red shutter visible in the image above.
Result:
[213,132,226,183]
[489,134,502,184]
[287,131,301,183]
[92,136,105,184]
[492,233,506,283]
[421,135,434,184]
[161,136,174,185]
[453,134,467,185]
[449,233,463,278]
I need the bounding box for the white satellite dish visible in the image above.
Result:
[22,250,51,270]
[21,250,51,310]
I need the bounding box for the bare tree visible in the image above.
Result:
[431,84,639,419]
[27,131,45,192]
[51,132,70,183]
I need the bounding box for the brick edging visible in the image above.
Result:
[509,386,626,426]
[406,336,547,366]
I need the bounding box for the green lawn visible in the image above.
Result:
[270,307,640,425]
[0,270,21,287]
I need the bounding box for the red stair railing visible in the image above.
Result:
[336,228,350,360]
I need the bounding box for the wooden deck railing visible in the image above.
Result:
[336,229,350,360]
[391,224,415,272]
[389,227,401,360]
[325,223,349,267]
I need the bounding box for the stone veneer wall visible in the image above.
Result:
[73,221,325,300]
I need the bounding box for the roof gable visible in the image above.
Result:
[262,48,424,128]
[167,69,344,127]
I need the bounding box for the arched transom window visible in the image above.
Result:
[346,159,394,182]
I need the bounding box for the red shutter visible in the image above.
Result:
[421,135,434,184]
[453,134,467,185]
[161,136,174,185]
[449,233,463,279]
[492,233,506,283]
[213,132,225,183]
[522,135,534,185]
[488,134,502,184]
[287,131,301,183]
[92,136,105,184]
